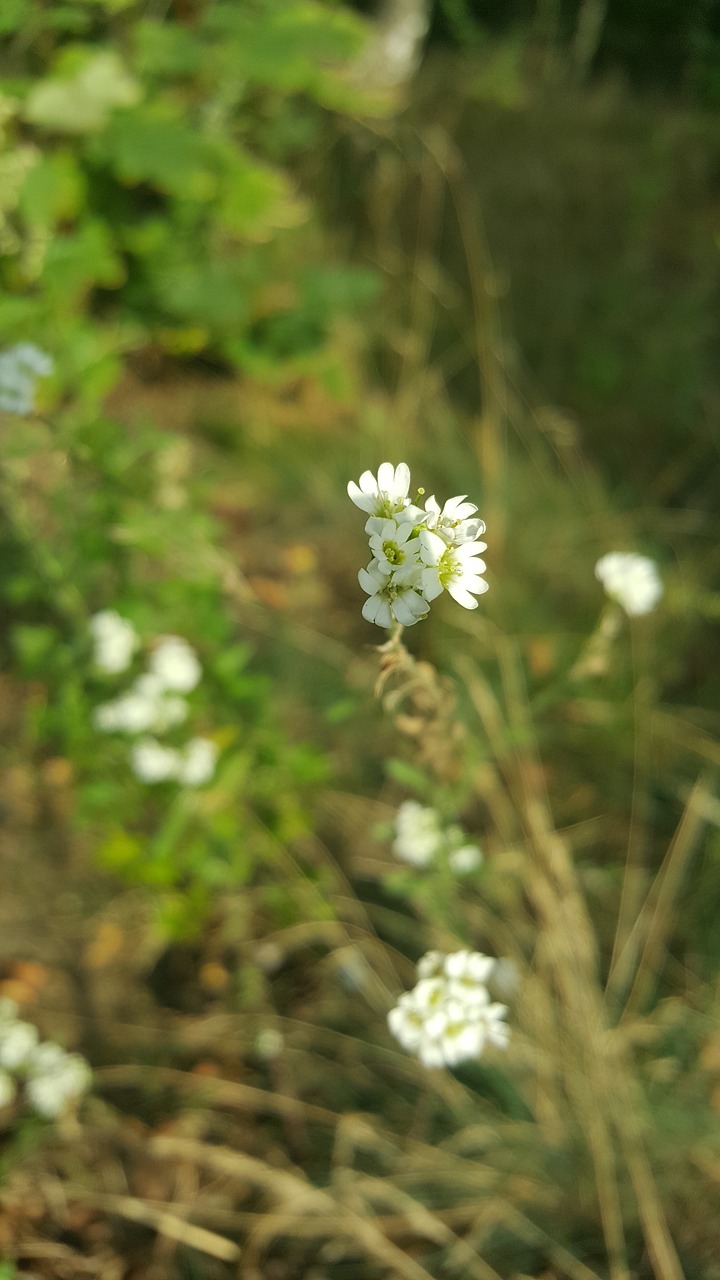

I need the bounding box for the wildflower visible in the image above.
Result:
[149,635,201,693]
[90,610,138,675]
[0,1071,16,1108]
[348,462,411,517]
[93,672,188,736]
[392,801,444,867]
[0,343,53,415]
[358,562,428,629]
[365,516,421,579]
[448,843,483,874]
[388,950,509,1069]
[349,463,489,628]
[419,531,489,609]
[595,553,663,617]
[176,737,218,786]
[129,737,180,784]
[25,1042,91,1118]
[423,495,486,546]
[0,1018,38,1071]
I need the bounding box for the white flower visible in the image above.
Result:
[419,531,489,609]
[176,737,217,786]
[348,462,412,517]
[25,1043,91,1118]
[448,843,483,874]
[358,561,428,629]
[0,1071,16,1108]
[130,738,180,784]
[388,950,508,1069]
[365,516,421,579]
[423,495,486,546]
[89,610,139,675]
[0,1019,38,1070]
[392,801,444,867]
[149,636,201,692]
[93,674,188,736]
[595,553,663,617]
[0,343,54,415]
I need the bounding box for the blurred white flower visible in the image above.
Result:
[93,673,188,736]
[392,800,444,867]
[388,950,508,1068]
[419,531,489,609]
[90,610,139,675]
[130,737,180,784]
[448,843,483,873]
[348,462,411,517]
[149,635,201,692]
[0,343,54,415]
[0,1070,16,1109]
[0,1018,38,1070]
[595,553,663,617]
[25,1043,91,1118]
[176,737,218,786]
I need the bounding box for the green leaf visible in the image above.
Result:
[23,49,142,134]
[12,624,59,673]
[19,149,86,226]
[101,108,216,199]
[0,0,28,35]
[41,218,125,305]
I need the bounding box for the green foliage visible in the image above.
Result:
[0,0,379,405]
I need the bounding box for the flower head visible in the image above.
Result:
[176,737,218,786]
[25,1043,91,1118]
[419,531,488,609]
[392,801,444,867]
[130,737,181,784]
[365,516,421,579]
[348,462,411,517]
[388,950,509,1069]
[595,553,663,617]
[90,610,139,675]
[423,495,486,546]
[149,636,201,692]
[358,562,428,629]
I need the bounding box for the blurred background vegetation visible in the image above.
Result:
[0,1,719,1278]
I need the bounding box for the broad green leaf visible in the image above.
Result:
[23,50,142,134]
[101,108,216,198]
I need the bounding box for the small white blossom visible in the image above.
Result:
[25,1043,91,1118]
[0,1019,38,1070]
[348,462,411,517]
[388,950,509,1069]
[90,610,139,675]
[365,516,421,579]
[130,737,180,784]
[423,495,486,546]
[448,843,483,874]
[419,531,489,609]
[595,553,663,617]
[393,801,444,867]
[93,673,188,736]
[176,737,218,786]
[149,635,201,692]
[0,1070,16,1108]
[0,343,54,415]
[358,562,428,629]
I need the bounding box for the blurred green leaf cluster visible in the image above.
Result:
[0,0,379,406]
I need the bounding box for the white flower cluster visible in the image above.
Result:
[595,553,663,617]
[393,800,482,873]
[388,950,509,1068]
[0,343,54,415]
[348,462,488,629]
[90,616,217,787]
[0,999,91,1118]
